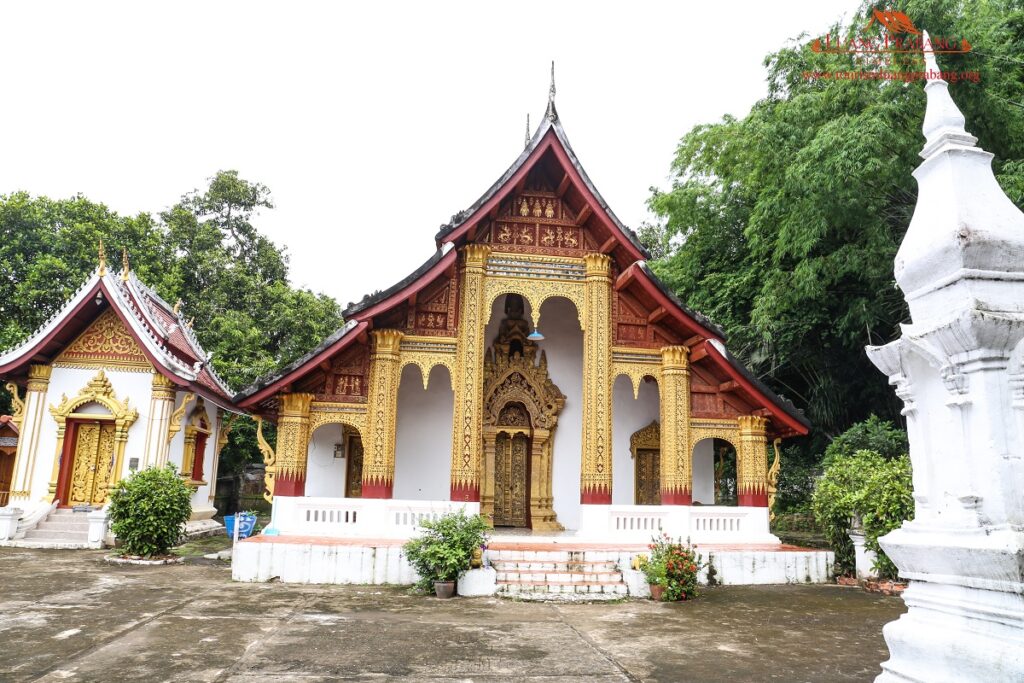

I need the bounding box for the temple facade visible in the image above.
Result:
[236,92,809,538]
[0,249,236,546]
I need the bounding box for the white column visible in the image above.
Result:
[142,373,176,468]
[12,364,51,502]
[865,36,1024,683]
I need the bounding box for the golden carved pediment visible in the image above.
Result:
[55,308,151,371]
[482,330,565,430]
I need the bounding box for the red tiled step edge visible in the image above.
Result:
[498,580,624,587]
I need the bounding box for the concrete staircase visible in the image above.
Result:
[21,508,92,548]
[490,549,628,600]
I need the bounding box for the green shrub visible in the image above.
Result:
[823,415,907,466]
[773,443,822,515]
[811,449,913,579]
[108,465,193,557]
[402,509,489,591]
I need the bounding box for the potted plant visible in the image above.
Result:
[637,553,666,601]
[402,509,489,598]
[646,534,705,601]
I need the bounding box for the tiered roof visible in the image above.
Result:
[0,253,235,406]
[236,78,809,437]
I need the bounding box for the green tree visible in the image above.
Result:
[0,171,343,478]
[645,0,1024,442]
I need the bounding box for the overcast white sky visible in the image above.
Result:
[1,1,854,307]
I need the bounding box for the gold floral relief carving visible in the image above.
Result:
[255,416,276,503]
[308,402,367,440]
[660,346,691,496]
[581,253,613,496]
[364,331,403,487]
[54,308,151,371]
[166,393,194,445]
[5,382,25,428]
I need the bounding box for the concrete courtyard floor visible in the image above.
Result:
[0,547,905,682]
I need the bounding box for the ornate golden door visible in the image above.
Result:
[635,449,661,505]
[493,432,529,527]
[345,434,363,498]
[68,421,116,507]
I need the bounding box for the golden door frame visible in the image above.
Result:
[481,353,565,531]
[47,370,139,503]
[630,420,661,505]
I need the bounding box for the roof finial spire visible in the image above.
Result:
[524,113,531,149]
[173,299,183,315]
[97,239,108,277]
[120,247,130,281]
[920,29,976,158]
[545,60,558,121]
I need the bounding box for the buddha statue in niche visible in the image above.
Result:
[495,294,530,359]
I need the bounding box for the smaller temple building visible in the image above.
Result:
[0,248,237,547]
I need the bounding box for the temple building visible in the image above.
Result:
[235,78,810,543]
[0,248,236,547]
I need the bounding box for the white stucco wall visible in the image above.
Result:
[29,367,154,502]
[306,423,347,497]
[611,375,660,505]
[393,364,454,501]
[692,438,715,504]
[181,394,219,509]
[537,298,584,530]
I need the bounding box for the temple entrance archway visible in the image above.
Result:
[481,294,567,530]
[629,421,661,506]
[59,416,116,507]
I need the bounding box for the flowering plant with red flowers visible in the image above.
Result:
[646,533,704,601]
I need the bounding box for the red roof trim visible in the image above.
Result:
[236,320,370,407]
[623,264,723,343]
[440,130,645,263]
[353,252,458,323]
[701,341,809,436]
[0,280,104,376]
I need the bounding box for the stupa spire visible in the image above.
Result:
[545,61,558,121]
[893,29,1024,324]
[120,247,131,281]
[920,30,977,158]
[524,113,531,149]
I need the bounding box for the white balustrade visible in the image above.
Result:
[576,504,777,544]
[269,496,480,539]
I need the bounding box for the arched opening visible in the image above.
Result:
[182,398,212,485]
[307,422,363,498]
[612,374,660,505]
[692,437,738,506]
[394,364,454,501]
[482,294,578,529]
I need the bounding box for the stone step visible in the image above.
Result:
[490,560,618,572]
[23,529,89,541]
[36,520,91,532]
[496,570,623,583]
[486,550,624,563]
[498,582,628,596]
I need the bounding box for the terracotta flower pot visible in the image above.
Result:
[434,580,456,599]
[649,584,664,601]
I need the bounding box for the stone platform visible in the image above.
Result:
[232,534,834,590]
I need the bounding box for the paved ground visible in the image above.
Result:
[0,547,905,682]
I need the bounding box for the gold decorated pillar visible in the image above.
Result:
[363,329,403,498]
[274,392,314,497]
[659,346,692,504]
[8,364,51,501]
[143,373,176,468]
[581,253,613,504]
[737,415,769,507]
[450,244,490,502]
